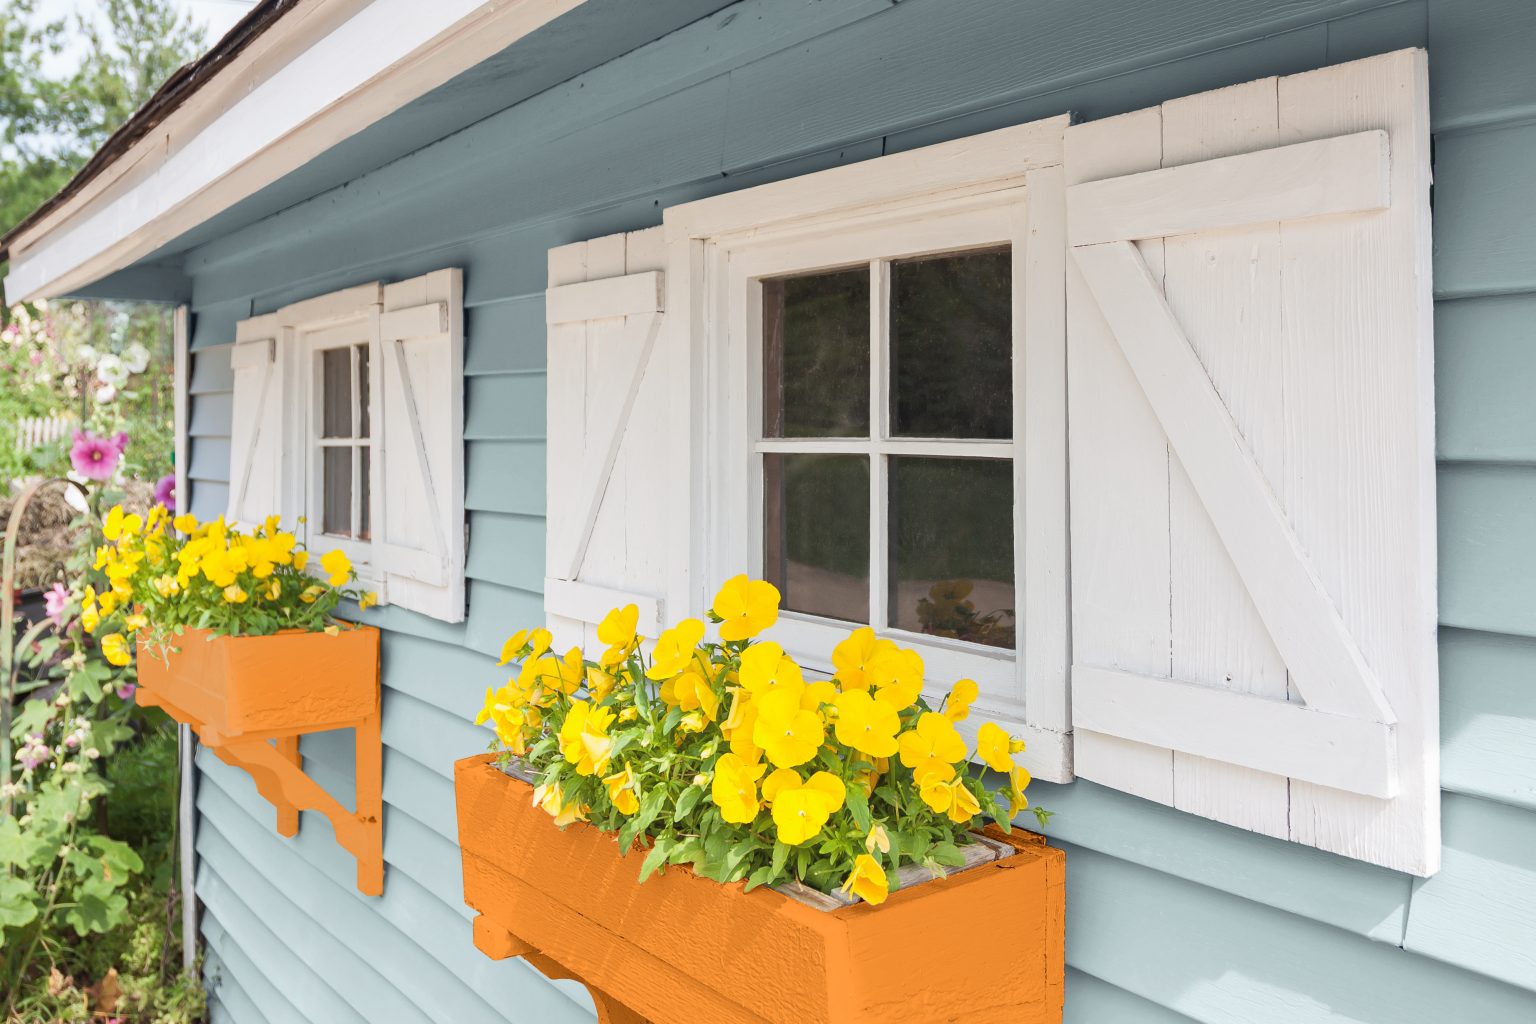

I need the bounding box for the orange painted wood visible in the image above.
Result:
[455,753,1065,1023]
[137,626,384,895]
[135,626,378,744]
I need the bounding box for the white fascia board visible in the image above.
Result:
[4,0,588,303]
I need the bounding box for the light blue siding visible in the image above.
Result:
[151,0,1536,1020]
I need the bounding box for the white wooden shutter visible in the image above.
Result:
[374,268,466,622]
[544,228,669,648]
[1064,49,1439,874]
[227,313,285,527]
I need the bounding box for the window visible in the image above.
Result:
[230,270,467,622]
[758,248,1017,651]
[308,324,373,557]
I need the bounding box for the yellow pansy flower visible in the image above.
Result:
[721,689,762,764]
[100,633,132,667]
[586,665,616,701]
[359,591,378,610]
[659,669,719,722]
[944,678,979,722]
[711,753,766,824]
[865,823,891,856]
[102,505,143,541]
[710,575,780,642]
[830,626,898,692]
[898,712,968,781]
[597,604,639,649]
[151,574,180,598]
[831,689,900,758]
[265,579,282,601]
[223,584,249,604]
[761,767,801,805]
[497,629,531,665]
[918,769,957,814]
[840,854,889,905]
[557,700,615,776]
[293,550,309,571]
[124,613,148,633]
[751,686,825,768]
[976,721,1015,773]
[603,764,640,816]
[172,513,199,534]
[738,642,804,696]
[320,549,352,587]
[770,771,846,846]
[1007,765,1031,814]
[532,782,586,827]
[645,618,705,680]
[299,584,325,604]
[870,646,925,711]
[946,778,982,824]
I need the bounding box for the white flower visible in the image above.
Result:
[122,342,150,374]
[94,384,118,404]
[96,353,128,386]
[76,343,98,364]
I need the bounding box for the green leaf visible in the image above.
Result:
[770,841,789,878]
[743,864,777,893]
[639,837,675,883]
[673,784,704,822]
[0,817,50,869]
[844,784,872,833]
[930,841,966,868]
[0,876,40,936]
[85,835,144,883]
[631,785,669,836]
[61,877,128,936]
[661,705,684,734]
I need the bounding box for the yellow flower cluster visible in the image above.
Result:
[478,574,1042,907]
[86,504,377,661]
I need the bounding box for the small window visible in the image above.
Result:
[758,247,1017,651]
[308,327,374,551]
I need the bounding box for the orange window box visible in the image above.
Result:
[138,625,384,896]
[455,752,1065,1024]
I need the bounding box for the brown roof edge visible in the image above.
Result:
[0,0,298,263]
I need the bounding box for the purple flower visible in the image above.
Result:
[116,683,136,701]
[43,582,70,625]
[153,473,177,512]
[69,429,126,481]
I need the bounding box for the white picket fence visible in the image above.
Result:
[13,415,73,451]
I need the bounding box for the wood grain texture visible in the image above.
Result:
[456,755,1066,1023]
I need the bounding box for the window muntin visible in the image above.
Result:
[754,244,1017,653]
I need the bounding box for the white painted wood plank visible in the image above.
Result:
[1074,667,1396,798]
[1019,164,1072,747]
[1278,50,1440,876]
[1161,77,1291,837]
[542,579,664,640]
[1071,239,1394,725]
[545,271,664,324]
[1065,107,1176,805]
[1066,129,1389,246]
[380,302,449,339]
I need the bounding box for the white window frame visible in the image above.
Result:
[272,283,385,590]
[300,316,378,571]
[663,116,1074,779]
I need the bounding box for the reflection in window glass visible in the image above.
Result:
[322,447,352,538]
[888,456,1014,649]
[890,248,1012,439]
[763,453,869,623]
[359,447,371,541]
[357,345,370,438]
[762,269,870,439]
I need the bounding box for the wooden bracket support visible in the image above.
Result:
[472,914,651,1024]
[143,690,385,896]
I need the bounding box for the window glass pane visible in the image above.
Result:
[890,248,1012,439]
[321,348,353,439]
[357,344,370,438]
[763,453,869,622]
[888,456,1014,649]
[322,447,352,537]
[762,269,870,438]
[359,447,371,541]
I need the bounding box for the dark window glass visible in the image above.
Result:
[323,447,352,537]
[763,453,869,623]
[890,248,1012,439]
[357,344,370,438]
[762,269,870,438]
[321,348,353,439]
[888,456,1014,649]
[359,447,371,541]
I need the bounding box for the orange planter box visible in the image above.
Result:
[136,625,379,744]
[455,753,1065,1024]
[137,625,385,896]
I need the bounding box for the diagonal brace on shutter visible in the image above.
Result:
[1069,130,1398,727]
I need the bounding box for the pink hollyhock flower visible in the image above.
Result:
[116,683,136,701]
[43,582,70,625]
[70,430,127,481]
[153,473,176,511]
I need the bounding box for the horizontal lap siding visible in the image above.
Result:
[175,0,1536,1020]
